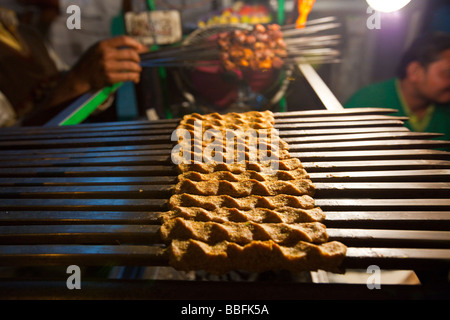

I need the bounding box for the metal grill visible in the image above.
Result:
[0,107,449,299]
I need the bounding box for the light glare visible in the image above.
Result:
[366,0,412,13]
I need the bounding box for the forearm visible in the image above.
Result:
[41,69,91,111]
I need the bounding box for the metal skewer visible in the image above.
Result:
[281,16,338,30]
[281,22,341,37]
[137,17,342,68]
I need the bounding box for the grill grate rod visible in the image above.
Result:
[0,108,449,274]
[0,182,448,199]
[1,210,449,231]
[0,244,449,270]
[0,225,450,249]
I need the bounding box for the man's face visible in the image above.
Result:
[416,49,450,104]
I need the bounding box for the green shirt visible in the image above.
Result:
[344,78,450,141]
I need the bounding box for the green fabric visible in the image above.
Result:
[344,78,450,141]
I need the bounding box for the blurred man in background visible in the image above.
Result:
[345,32,450,141]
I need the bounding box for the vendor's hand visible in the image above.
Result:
[71,35,148,91]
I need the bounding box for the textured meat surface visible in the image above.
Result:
[169,194,316,211]
[178,168,309,182]
[172,149,291,165]
[177,157,303,174]
[162,110,347,274]
[168,239,347,274]
[174,179,316,197]
[161,206,326,224]
[160,218,329,245]
[180,110,275,125]
[177,137,290,151]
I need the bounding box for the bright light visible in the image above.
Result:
[366,0,412,13]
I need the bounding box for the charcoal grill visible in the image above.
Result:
[0,107,449,300]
